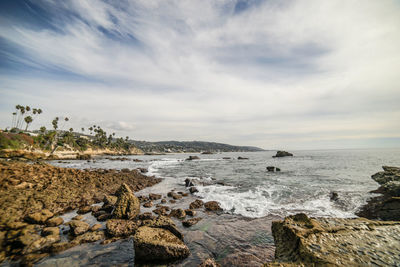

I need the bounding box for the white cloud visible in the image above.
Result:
[0,0,400,149]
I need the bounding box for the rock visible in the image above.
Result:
[134,226,190,262]
[267,166,279,172]
[46,217,64,227]
[68,220,90,236]
[357,166,400,220]
[189,199,204,209]
[204,201,222,211]
[182,193,189,197]
[143,201,153,208]
[71,230,105,245]
[185,209,196,216]
[222,157,231,160]
[137,168,148,173]
[182,217,202,227]
[77,205,92,214]
[103,195,118,206]
[76,154,91,160]
[201,151,214,154]
[169,199,176,204]
[49,241,75,253]
[24,209,54,224]
[237,157,249,160]
[273,151,293,158]
[169,209,186,219]
[268,213,400,266]
[93,210,106,218]
[161,199,167,204]
[90,224,102,231]
[138,195,150,203]
[189,187,199,194]
[198,258,221,267]
[149,193,162,200]
[97,213,113,221]
[42,227,59,237]
[72,215,84,220]
[113,183,140,219]
[106,219,138,237]
[186,156,200,161]
[330,191,339,201]
[137,212,155,221]
[141,215,183,240]
[185,178,194,187]
[153,206,171,216]
[101,203,114,213]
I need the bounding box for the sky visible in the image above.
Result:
[0,0,400,150]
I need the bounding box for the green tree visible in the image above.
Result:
[24,116,33,131]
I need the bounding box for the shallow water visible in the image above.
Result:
[51,148,400,219]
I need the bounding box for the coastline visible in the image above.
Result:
[0,155,399,266]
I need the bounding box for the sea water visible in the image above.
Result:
[51,148,400,219]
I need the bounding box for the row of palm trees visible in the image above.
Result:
[11,105,42,131]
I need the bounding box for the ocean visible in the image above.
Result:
[52,148,400,219]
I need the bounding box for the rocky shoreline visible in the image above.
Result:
[1,157,400,266]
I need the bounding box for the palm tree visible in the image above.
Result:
[24,116,33,131]
[11,112,17,128]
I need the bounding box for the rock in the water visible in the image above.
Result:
[189,199,204,209]
[106,219,138,237]
[237,157,249,160]
[189,187,199,194]
[149,193,162,200]
[25,209,54,224]
[330,191,339,201]
[185,209,196,216]
[103,195,118,206]
[198,258,221,267]
[153,206,171,216]
[143,201,153,208]
[169,208,186,219]
[113,183,140,219]
[186,156,200,161]
[90,224,102,232]
[77,205,92,214]
[273,151,293,158]
[161,199,167,203]
[204,201,222,211]
[185,178,194,187]
[46,217,64,227]
[97,213,113,221]
[357,166,400,220]
[268,213,400,266]
[134,226,190,262]
[68,220,90,236]
[141,215,183,240]
[182,217,202,227]
[266,166,280,172]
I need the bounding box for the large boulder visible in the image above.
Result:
[267,213,400,266]
[134,226,190,262]
[113,183,140,219]
[189,199,204,210]
[204,201,222,212]
[273,151,293,158]
[141,215,183,240]
[106,219,138,237]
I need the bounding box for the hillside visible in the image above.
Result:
[130,140,264,153]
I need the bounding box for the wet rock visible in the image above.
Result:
[49,241,75,253]
[90,224,102,232]
[76,154,91,160]
[71,230,105,245]
[201,151,214,154]
[357,166,400,220]
[72,215,83,220]
[169,209,186,219]
[138,195,150,203]
[189,199,204,209]
[182,193,189,197]
[198,258,221,267]
[267,166,276,172]
[185,209,196,216]
[168,191,183,200]
[237,157,249,160]
[137,212,155,221]
[24,234,60,254]
[182,217,202,227]
[186,156,200,161]
[153,206,171,216]
[134,226,190,262]
[46,217,64,227]
[273,151,293,158]
[97,213,113,221]
[204,201,222,212]
[106,219,138,237]
[161,199,167,204]
[185,178,194,187]
[77,205,92,214]
[141,216,183,240]
[169,199,177,204]
[24,209,54,224]
[137,168,148,173]
[268,213,400,266]
[68,220,90,236]
[103,195,118,206]
[42,227,59,237]
[149,193,162,200]
[21,253,49,266]
[113,183,140,219]
[330,191,339,201]
[222,157,231,160]
[100,203,114,213]
[93,210,106,218]
[143,201,153,208]
[190,187,199,194]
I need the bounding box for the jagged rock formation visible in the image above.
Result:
[357,166,400,220]
[266,213,400,266]
[273,151,293,158]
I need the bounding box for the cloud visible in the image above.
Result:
[0,0,400,149]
